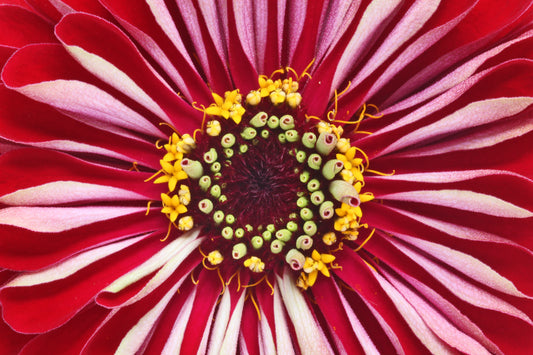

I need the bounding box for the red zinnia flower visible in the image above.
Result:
[1,1,532,354]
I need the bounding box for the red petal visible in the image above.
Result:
[0,5,56,47]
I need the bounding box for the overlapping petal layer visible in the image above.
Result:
[0,0,532,354]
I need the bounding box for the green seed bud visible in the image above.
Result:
[198,199,213,214]
[310,190,325,205]
[300,207,313,220]
[285,129,299,142]
[307,153,322,170]
[299,170,310,183]
[319,201,335,219]
[286,249,305,270]
[303,221,317,236]
[239,144,248,154]
[210,161,221,173]
[199,175,211,191]
[221,133,236,148]
[262,230,272,241]
[251,236,264,249]
[241,127,257,140]
[267,115,280,129]
[266,224,275,233]
[279,115,295,130]
[213,210,224,224]
[307,179,320,192]
[270,240,285,254]
[278,133,286,143]
[245,224,254,232]
[275,229,292,242]
[286,221,298,232]
[181,159,203,179]
[296,150,307,163]
[219,194,227,203]
[225,214,235,224]
[322,159,344,180]
[203,148,218,164]
[302,132,317,149]
[221,226,233,239]
[224,148,234,158]
[296,235,313,250]
[250,111,268,127]
[297,196,309,208]
[329,180,360,206]
[261,130,270,139]
[235,228,245,238]
[316,132,338,156]
[232,243,247,259]
[210,184,221,198]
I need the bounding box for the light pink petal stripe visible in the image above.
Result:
[384,29,533,109]
[380,189,532,218]
[259,306,276,355]
[48,0,74,14]
[383,269,492,355]
[399,115,533,157]
[381,97,533,155]
[387,206,532,252]
[198,0,228,63]
[220,291,246,353]
[0,206,143,233]
[330,0,402,95]
[116,280,182,354]
[276,0,286,60]
[278,271,334,355]
[101,230,201,302]
[63,44,172,124]
[15,80,164,138]
[0,181,146,205]
[175,0,216,81]
[232,0,257,69]
[252,0,268,73]
[372,271,454,354]
[370,169,530,184]
[401,273,503,355]
[273,284,296,355]
[285,0,307,63]
[146,0,196,68]
[400,235,530,298]
[348,0,440,89]
[334,283,380,354]
[4,234,145,288]
[161,289,197,354]
[390,239,533,325]
[364,3,474,103]
[363,301,405,355]
[24,140,132,161]
[316,0,361,62]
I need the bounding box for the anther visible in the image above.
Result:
[206,120,221,136]
[322,232,337,246]
[208,250,224,265]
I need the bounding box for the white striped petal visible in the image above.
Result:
[259,307,276,355]
[0,206,143,232]
[220,291,246,354]
[381,97,533,155]
[390,239,533,325]
[370,169,529,184]
[116,281,181,355]
[101,230,201,298]
[373,271,454,354]
[64,45,171,123]
[330,0,402,95]
[382,269,491,355]
[161,288,197,355]
[0,181,146,205]
[349,0,440,89]
[381,189,532,218]
[4,234,145,288]
[399,235,530,298]
[16,79,164,138]
[207,290,231,355]
[334,283,380,354]
[273,284,296,355]
[277,272,334,355]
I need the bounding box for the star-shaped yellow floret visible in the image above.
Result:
[154,160,188,192]
[204,90,245,124]
[161,193,188,223]
[301,250,336,287]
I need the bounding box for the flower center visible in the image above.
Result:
[150,70,376,289]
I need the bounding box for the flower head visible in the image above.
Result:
[0,1,532,354]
